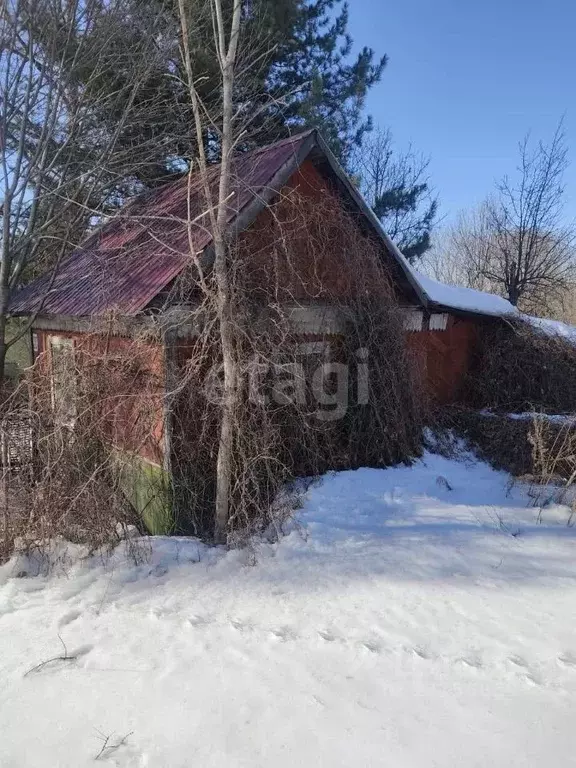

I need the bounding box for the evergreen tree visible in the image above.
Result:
[264,0,387,166]
[36,0,387,177]
[354,128,438,262]
[24,0,437,259]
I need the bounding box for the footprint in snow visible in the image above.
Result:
[269,627,297,642]
[318,630,340,643]
[410,646,432,660]
[523,672,542,686]
[71,643,93,659]
[456,656,483,670]
[508,655,529,669]
[230,619,255,633]
[149,564,168,578]
[360,640,383,654]
[507,655,542,686]
[186,614,213,628]
[558,654,576,669]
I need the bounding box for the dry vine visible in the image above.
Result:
[0,165,423,564]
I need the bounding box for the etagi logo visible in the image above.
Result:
[203,342,369,421]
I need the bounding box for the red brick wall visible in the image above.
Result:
[34,329,165,465]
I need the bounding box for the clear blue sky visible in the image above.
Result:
[347,0,576,224]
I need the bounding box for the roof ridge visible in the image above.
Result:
[103,129,316,220]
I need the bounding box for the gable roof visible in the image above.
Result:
[11,130,429,319]
[10,132,316,317]
[10,129,514,322]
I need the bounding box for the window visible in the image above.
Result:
[429,313,448,331]
[49,336,77,428]
[402,309,424,332]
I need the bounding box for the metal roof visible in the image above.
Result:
[10,132,314,317]
[13,129,454,320]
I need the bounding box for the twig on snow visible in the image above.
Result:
[94,730,134,761]
[24,634,77,677]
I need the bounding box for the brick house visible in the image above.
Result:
[10,130,515,532]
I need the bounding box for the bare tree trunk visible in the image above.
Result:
[0,208,11,390]
[178,0,241,543]
[0,313,8,391]
[214,269,236,542]
[212,2,242,542]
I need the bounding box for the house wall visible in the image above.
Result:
[34,329,166,463]
[405,314,480,404]
[33,329,172,533]
[238,160,398,303]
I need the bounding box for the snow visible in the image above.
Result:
[372,230,517,318]
[2,452,576,767]
[507,412,576,424]
[522,313,576,344]
[414,271,518,317]
[480,409,576,424]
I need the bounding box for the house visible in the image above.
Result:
[10,130,517,533]
[402,271,517,403]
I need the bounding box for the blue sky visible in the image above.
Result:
[347,0,576,224]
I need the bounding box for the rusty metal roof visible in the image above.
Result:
[10,131,315,318]
[11,129,432,319]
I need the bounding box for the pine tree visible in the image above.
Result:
[264,0,387,166]
[38,0,386,177]
[354,128,438,262]
[23,0,437,259]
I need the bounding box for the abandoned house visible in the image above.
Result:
[10,130,518,534]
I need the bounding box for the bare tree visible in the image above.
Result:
[177,0,243,542]
[353,127,437,263]
[0,0,174,384]
[486,127,575,310]
[430,127,576,314]
[424,205,497,291]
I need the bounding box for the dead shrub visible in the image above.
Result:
[0,336,158,567]
[528,414,576,486]
[169,188,423,540]
[523,414,576,520]
[467,317,576,412]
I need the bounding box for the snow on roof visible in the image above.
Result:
[521,314,576,344]
[384,236,518,318]
[412,271,518,317]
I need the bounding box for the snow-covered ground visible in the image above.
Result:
[1,452,576,767]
